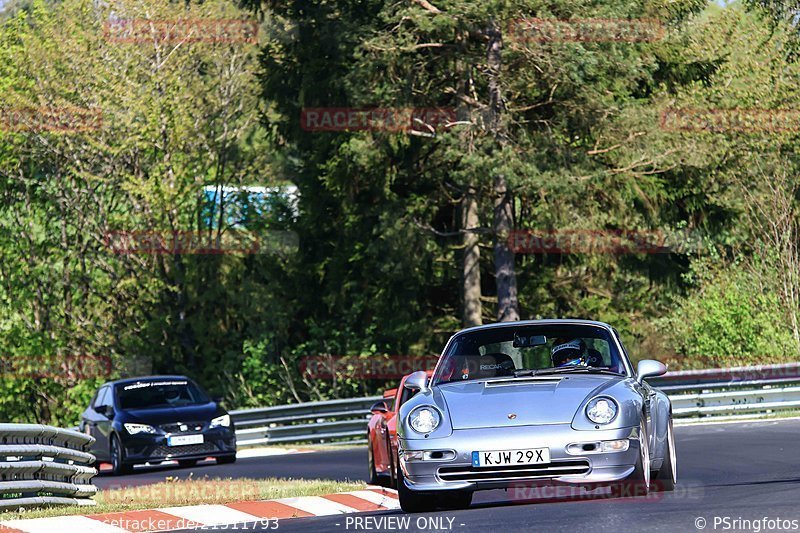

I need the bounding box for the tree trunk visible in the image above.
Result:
[487,24,520,322]
[461,185,482,327]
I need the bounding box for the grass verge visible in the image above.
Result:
[0,477,367,521]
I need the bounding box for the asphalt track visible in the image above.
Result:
[102,419,800,532]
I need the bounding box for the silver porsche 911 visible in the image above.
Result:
[396,319,676,512]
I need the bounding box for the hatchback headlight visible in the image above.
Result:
[408,406,441,434]
[124,423,157,435]
[210,414,231,428]
[586,397,618,425]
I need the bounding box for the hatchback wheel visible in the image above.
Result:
[110,434,133,475]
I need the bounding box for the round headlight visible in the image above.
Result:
[408,406,441,434]
[586,397,618,425]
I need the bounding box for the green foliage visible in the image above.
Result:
[0,0,799,426]
[658,258,799,368]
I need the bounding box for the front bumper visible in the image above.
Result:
[399,424,638,492]
[121,427,236,464]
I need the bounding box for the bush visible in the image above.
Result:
[658,258,799,369]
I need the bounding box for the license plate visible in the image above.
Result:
[167,434,204,446]
[472,448,550,467]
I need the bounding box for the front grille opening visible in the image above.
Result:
[152,443,217,457]
[438,460,590,482]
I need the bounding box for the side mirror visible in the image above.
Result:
[370,401,389,414]
[213,396,224,404]
[99,405,115,418]
[404,370,429,393]
[637,359,667,384]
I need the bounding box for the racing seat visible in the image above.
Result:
[442,353,516,381]
[474,353,516,379]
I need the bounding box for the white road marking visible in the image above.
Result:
[344,490,401,509]
[236,447,314,459]
[275,496,359,516]
[157,504,262,526]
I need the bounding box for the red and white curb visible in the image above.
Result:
[0,487,399,532]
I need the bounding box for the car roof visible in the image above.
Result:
[102,375,193,387]
[454,319,615,335]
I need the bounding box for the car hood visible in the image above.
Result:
[438,375,624,429]
[124,403,220,425]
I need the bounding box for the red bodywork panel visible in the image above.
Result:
[367,370,434,481]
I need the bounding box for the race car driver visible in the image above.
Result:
[550,338,605,368]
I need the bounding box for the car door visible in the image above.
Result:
[88,386,113,460]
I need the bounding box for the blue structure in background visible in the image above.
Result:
[201,185,298,230]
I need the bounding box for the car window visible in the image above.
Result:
[116,379,210,410]
[93,387,109,409]
[434,324,625,384]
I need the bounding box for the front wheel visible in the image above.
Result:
[217,454,237,465]
[397,464,436,513]
[652,418,676,492]
[439,490,473,510]
[612,418,650,498]
[110,434,133,475]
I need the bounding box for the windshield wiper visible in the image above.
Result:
[513,367,557,377]
[513,366,623,378]
[537,366,623,376]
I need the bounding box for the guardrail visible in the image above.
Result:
[231,362,800,447]
[0,424,97,511]
[231,396,382,448]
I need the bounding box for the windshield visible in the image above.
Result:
[116,380,210,410]
[433,324,627,385]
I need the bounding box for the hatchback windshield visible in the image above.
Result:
[116,380,210,410]
[433,324,627,385]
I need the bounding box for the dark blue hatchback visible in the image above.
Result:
[79,375,236,475]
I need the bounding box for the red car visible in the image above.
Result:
[367,370,433,488]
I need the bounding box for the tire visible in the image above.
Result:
[368,439,381,485]
[652,417,677,492]
[110,434,133,475]
[439,490,473,510]
[216,454,237,465]
[178,459,198,468]
[613,418,650,498]
[397,464,436,513]
[386,433,397,489]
